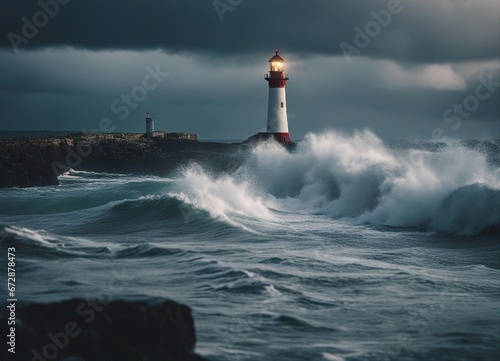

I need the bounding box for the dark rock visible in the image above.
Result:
[3,299,209,361]
[0,132,298,188]
[0,133,248,188]
[0,138,63,187]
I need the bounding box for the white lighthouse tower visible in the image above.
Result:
[145,112,154,135]
[265,50,290,143]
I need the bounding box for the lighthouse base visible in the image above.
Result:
[247,132,290,144]
[270,132,290,144]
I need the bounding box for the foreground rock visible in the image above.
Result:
[0,133,247,188]
[4,299,209,361]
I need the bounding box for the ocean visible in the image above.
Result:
[1,130,499,361]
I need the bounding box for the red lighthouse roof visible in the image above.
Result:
[268,50,285,63]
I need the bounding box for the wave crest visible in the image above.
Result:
[240,130,499,235]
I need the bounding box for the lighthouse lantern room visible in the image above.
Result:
[265,50,290,143]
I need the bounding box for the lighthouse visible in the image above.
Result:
[145,112,154,135]
[265,50,290,143]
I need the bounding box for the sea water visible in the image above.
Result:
[1,130,499,361]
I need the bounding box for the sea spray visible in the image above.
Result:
[168,165,274,233]
[171,130,499,235]
[1,133,499,361]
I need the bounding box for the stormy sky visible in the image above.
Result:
[0,0,499,140]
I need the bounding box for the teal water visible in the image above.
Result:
[1,131,499,361]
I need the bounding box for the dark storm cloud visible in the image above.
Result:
[0,1,498,139]
[1,0,499,63]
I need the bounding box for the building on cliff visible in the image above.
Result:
[145,112,155,135]
[143,112,197,140]
[145,112,166,138]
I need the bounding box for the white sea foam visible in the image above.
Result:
[4,225,119,252]
[168,165,274,233]
[5,226,55,246]
[166,130,498,235]
[242,131,499,235]
[264,284,281,296]
[322,353,345,361]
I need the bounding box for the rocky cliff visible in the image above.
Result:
[3,299,209,361]
[0,133,246,188]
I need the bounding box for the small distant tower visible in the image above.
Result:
[145,112,154,135]
[265,50,290,143]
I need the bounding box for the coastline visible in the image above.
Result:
[0,132,252,188]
